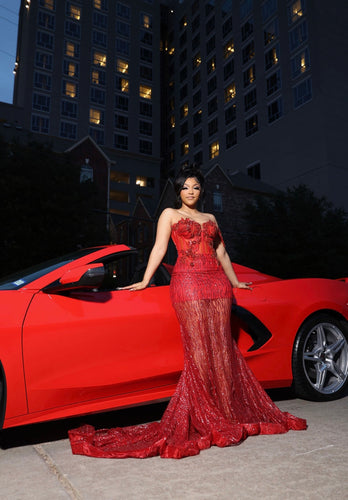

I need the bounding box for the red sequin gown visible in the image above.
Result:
[69,218,306,459]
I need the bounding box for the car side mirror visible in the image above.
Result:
[43,263,105,293]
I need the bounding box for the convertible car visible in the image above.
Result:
[0,245,348,431]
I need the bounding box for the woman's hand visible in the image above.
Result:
[121,281,148,291]
[235,281,253,290]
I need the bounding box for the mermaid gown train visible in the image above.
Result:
[68,218,306,459]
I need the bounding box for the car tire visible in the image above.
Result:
[292,314,348,401]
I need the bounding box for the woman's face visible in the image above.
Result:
[180,177,201,207]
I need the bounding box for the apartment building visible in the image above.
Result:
[162,0,348,210]
[13,0,161,216]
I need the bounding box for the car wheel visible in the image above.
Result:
[292,314,348,401]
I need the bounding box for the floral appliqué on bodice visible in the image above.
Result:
[171,218,222,267]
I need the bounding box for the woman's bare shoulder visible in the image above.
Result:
[158,207,177,224]
[160,207,177,218]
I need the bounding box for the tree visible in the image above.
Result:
[0,138,108,276]
[234,185,348,279]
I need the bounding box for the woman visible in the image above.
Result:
[69,165,306,459]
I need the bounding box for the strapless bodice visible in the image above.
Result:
[171,218,222,272]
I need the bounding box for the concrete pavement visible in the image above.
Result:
[1,394,347,500]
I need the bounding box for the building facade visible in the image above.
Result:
[161,0,348,210]
[4,0,348,216]
[13,0,162,216]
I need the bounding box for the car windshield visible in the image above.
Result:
[0,248,103,290]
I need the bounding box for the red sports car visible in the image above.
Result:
[1,245,348,430]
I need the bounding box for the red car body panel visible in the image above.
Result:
[1,245,347,429]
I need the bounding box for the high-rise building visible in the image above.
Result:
[7,0,348,215]
[13,0,162,216]
[161,0,348,210]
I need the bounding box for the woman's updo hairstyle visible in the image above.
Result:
[173,164,205,208]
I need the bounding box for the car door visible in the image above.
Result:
[22,253,183,413]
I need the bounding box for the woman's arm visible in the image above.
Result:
[122,209,173,291]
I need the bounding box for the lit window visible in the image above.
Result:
[90,108,101,125]
[265,44,279,71]
[224,82,236,103]
[209,141,219,159]
[136,176,153,187]
[243,64,256,87]
[68,4,81,20]
[180,15,188,29]
[141,13,152,29]
[192,53,201,68]
[64,82,76,98]
[91,69,105,85]
[117,77,129,93]
[92,70,99,84]
[67,62,76,77]
[288,0,305,24]
[181,102,189,118]
[66,42,76,57]
[224,39,234,58]
[94,0,101,9]
[291,48,310,78]
[93,51,107,67]
[139,84,152,99]
[170,115,175,128]
[181,141,189,155]
[207,56,216,74]
[116,59,128,74]
[110,171,130,184]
